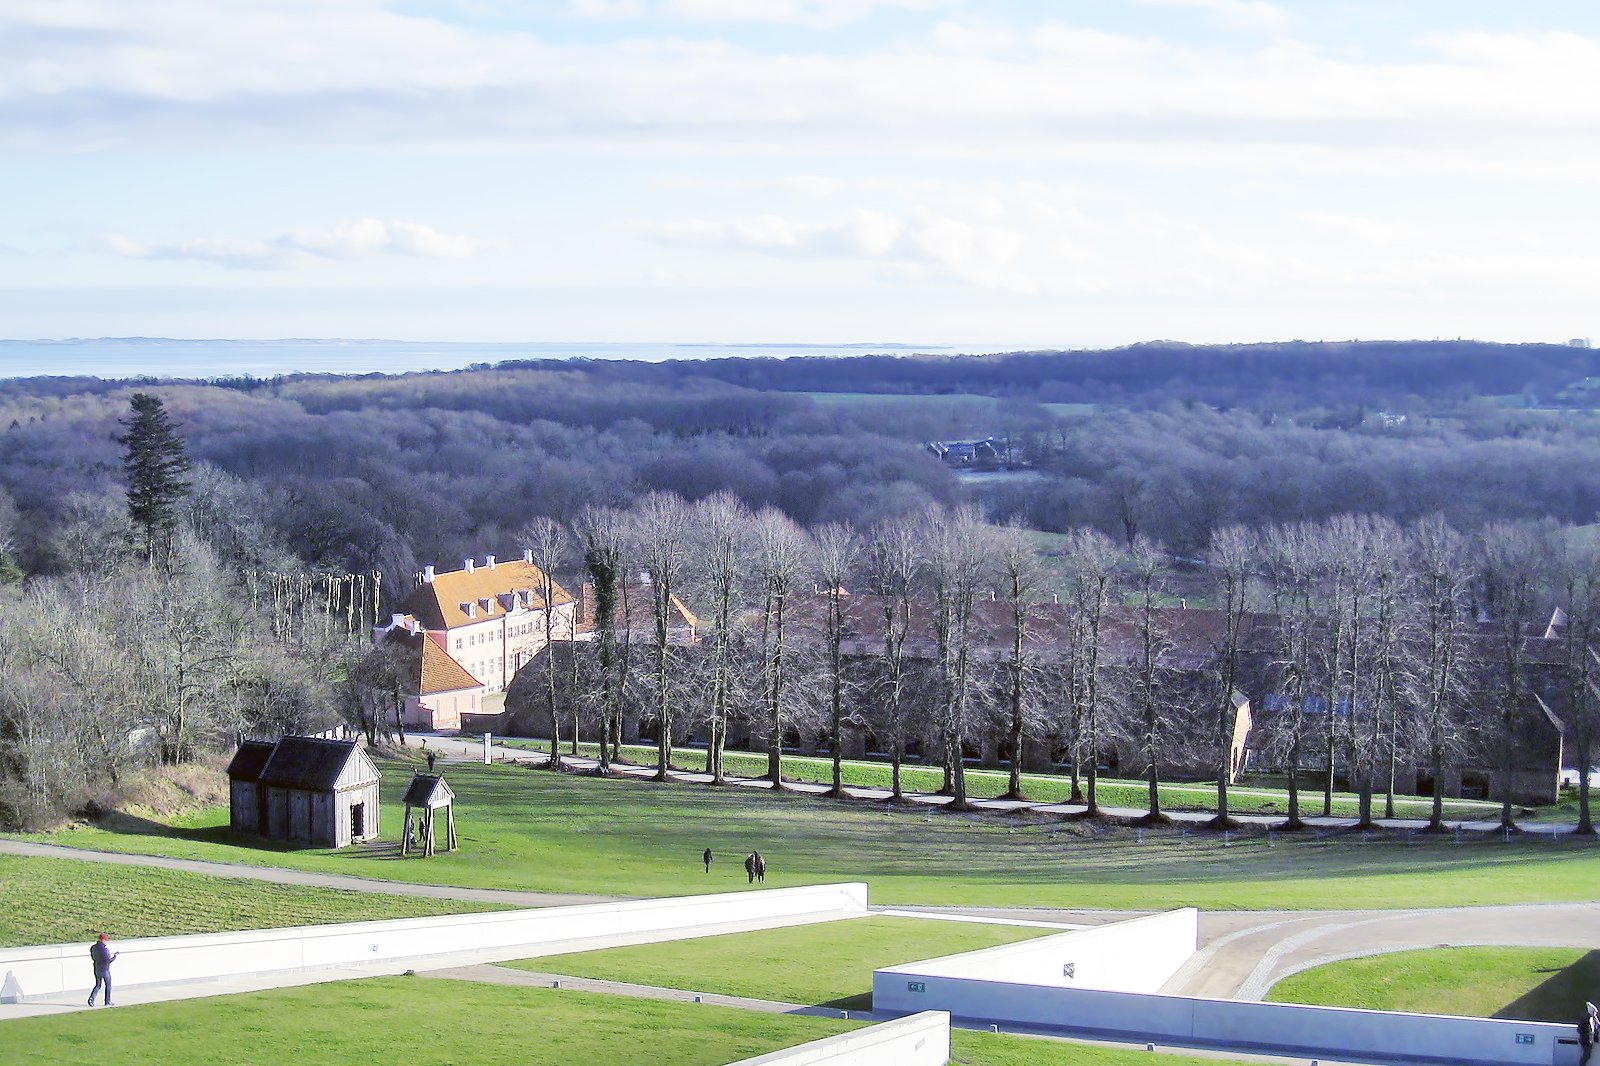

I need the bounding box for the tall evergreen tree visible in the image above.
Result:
[117,393,191,562]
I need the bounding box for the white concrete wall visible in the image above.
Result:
[725,1012,949,1066]
[0,882,868,1004]
[886,909,1196,995]
[873,974,1578,1066]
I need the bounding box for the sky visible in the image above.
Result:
[0,0,1597,347]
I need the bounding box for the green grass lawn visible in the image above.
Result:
[511,915,1052,1010]
[13,756,1600,912]
[500,739,1521,822]
[1266,946,1600,1023]
[0,852,503,948]
[3,975,1257,1066]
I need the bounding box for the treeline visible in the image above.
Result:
[982,404,1600,553]
[487,493,1600,834]
[499,339,1600,409]
[0,371,959,597]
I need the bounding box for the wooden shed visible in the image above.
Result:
[229,736,381,848]
[226,740,276,834]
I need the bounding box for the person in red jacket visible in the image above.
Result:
[88,933,118,1007]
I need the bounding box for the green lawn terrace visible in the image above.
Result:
[496,739,1527,824]
[14,757,1600,912]
[1,977,1261,1066]
[509,915,1056,1012]
[0,852,502,948]
[1266,946,1600,1024]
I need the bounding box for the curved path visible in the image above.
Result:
[0,838,613,908]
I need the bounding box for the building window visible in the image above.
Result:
[454,638,462,650]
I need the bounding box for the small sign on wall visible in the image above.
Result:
[907,981,926,993]
[1515,1034,1535,1045]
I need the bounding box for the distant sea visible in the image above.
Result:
[0,339,993,381]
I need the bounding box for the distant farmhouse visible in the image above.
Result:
[372,554,697,732]
[924,437,1008,466]
[227,736,381,848]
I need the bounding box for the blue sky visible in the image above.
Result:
[1,0,1596,346]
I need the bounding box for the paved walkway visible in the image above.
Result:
[417,734,1579,834]
[0,838,612,909]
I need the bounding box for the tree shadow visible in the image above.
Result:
[1495,950,1600,1024]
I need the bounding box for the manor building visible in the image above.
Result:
[374,553,577,731]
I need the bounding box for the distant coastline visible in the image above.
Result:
[0,338,978,381]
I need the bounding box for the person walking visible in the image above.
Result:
[426,748,437,773]
[702,847,714,873]
[87,933,118,1007]
[744,852,757,884]
[753,851,766,885]
[1581,1001,1599,1066]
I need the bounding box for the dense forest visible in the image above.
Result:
[4,339,1600,829]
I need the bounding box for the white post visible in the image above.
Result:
[484,732,492,764]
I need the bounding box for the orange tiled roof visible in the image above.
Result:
[420,633,481,695]
[396,558,575,631]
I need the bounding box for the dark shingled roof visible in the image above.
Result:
[258,737,377,791]
[402,773,455,808]
[226,740,276,783]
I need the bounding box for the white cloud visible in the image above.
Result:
[573,0,952,28]
[1132,0,1288,34]
[639,207,1031,290]
[1,2,1598,177]
[98,219,493,270]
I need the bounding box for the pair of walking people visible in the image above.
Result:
[698,848,766,883]
[1580,1001,1600,1065]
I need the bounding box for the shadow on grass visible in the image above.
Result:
[1495,950,1600,1023]
[817,992,873,1012]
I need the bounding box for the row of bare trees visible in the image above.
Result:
[500,492,1600,832]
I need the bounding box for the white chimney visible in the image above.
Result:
[465,558,476,574]
[423,565,435,583]
[391,613,405,629]
[523,549,533,564]
[486,554,496,570]
[409,620,422,635]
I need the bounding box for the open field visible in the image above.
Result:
[0,852,502,948]
[3,976,1259,1066]
[13,758,1600,911]
[512,915,1052,1010]
[498,739,1520,822]
[1265,946,1600,1023]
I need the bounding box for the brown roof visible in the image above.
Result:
[402,773,456,807]
[571,579,699,635]
[258,737,378,791]
[420,633,480,694]
[396,558,574,631]
[226,740,276,783]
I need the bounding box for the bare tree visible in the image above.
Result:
[1203,524,1254,828]
[1554,534,1600,835]
[865,515,920,802]
[993,520,1045,800]
[1124,536,1178,823]
[922,505,992,811]
[518,516,572,770]
[1406,514,1472,832]
[1259,522,1321,829]
[1478,519,1555,831]
[691,492,753,785]
[633,493,693,782]
[752,508,812,789]
[573,505,628,773]
[1060,526,1120,816]
[814,522,861,797]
